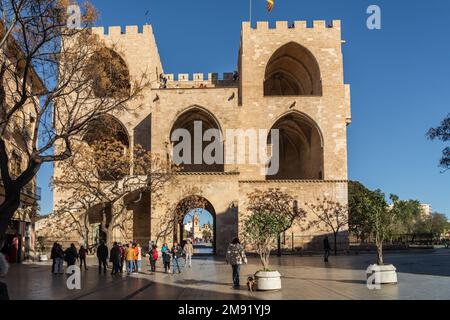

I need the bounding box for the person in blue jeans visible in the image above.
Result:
[170,242,182,274]
[226,238,247,289]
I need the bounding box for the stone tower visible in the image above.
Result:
[51,20,351,255]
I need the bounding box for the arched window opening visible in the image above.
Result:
[170,107,224,173]
[90,48,131,99]
[267,112,324,180]
[83,115,130,181]
[264,42,322,96]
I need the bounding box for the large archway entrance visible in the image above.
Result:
[182,208,215,255]
[173,195,217,255]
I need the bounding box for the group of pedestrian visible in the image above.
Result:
[159,241,183,274]
[50,242,84,275]
[108,241,143,276]
[5,235,332,298]
[147,239,195,275]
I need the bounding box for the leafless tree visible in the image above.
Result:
[53,136,175,248]
[0,0,152,239]
[305,197,349,256]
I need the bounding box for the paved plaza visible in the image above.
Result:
[5,249,450,300]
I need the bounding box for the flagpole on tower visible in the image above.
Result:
[249,0,252,25]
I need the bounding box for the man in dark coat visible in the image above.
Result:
[78,245,88,271]
[323,237,331,262]
[50,242,58,273]
[97,241,109,274]
[64,244,79,269]
[109,242,121,275]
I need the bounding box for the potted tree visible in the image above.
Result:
[359,189,399,286]
[244,189,306,291]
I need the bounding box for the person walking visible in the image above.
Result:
[110,242,121,275]
[225,238,247,289]
[78,245,88,271]
[149,245,158,273]
[64,244,79,273]
[0,252,10,300]
[170,242,182,274]
[97,241,109,274]
[118,243,125,273]
[323,236,331,262]
[54,244,65,274]
[183,239,194,268]
[125,244,135,275]
[50,242,58,273]
[136,243,142,273]
[161,243,171,273]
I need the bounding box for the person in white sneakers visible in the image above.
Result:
[183,239,194,268]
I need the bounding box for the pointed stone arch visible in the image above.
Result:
[264,42,322,96]
[90,47,131,99]
[169,106,224,172]
[267,111,324,180]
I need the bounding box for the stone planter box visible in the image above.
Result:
[366,264,398,286]
[255,270,282,291]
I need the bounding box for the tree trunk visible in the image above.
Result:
[0,191,21,242]
[277,234,281,257]
[0,139,41,239]
[376,242,384,265]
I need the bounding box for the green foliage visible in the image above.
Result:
[243,188,306,271]
[427,114,450,171]
[244,211,291,247]
[243,210,291,271]
[415,212,449,238]
[348,181,450,264]
[348,181,375,241]
[348,182,395,265]
[37,236,46,252]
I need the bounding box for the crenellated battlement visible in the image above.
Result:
[91,24,154,37]
[164,72,236,82]
[157,72,237,89]
[242,20,341,31]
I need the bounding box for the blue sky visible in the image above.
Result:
[183,209,213,227]
[38,0,449,216]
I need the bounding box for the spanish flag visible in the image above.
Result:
[267,0,274,12]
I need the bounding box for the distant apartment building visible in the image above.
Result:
[420,204,432,217]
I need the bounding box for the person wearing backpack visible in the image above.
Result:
[64,244,79,273]
[149,245,158,273]
[161,243,171,273]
